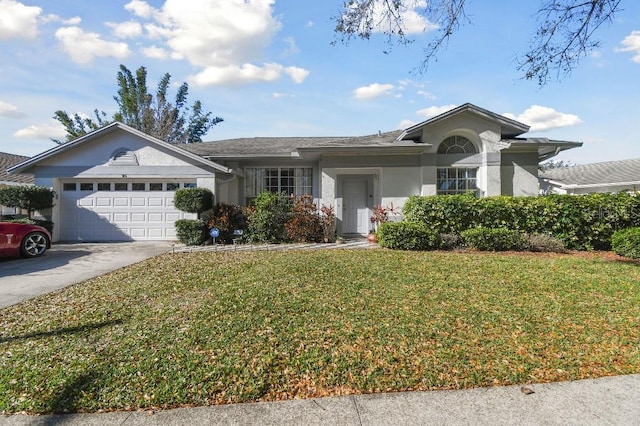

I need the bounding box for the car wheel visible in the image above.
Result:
[21,232,48,258]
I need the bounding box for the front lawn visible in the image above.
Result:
[1,249,639,414]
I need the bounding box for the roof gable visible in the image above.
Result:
[398,103,530,142]
[8,122,231,175]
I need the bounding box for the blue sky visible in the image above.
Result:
[1,0,639,164]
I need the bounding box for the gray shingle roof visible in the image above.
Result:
[181,131,405,157]
[0,152,33,185]
[541,158,640,187]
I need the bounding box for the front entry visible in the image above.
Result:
[342,179,370,235]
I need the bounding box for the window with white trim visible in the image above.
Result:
[245,167,312,199]
[437,168,479,195]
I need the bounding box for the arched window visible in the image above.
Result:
[437,136,477,154]
[109,148,138,166]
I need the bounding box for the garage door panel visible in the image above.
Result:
[148,229,164,238]
[148,213,163,222]
[131,213,146,222]
[148,198,163,207]
[131,198,146,207]
[112,213,129,223]
[60,180,196,241]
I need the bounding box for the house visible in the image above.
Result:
[1,152,34,217]
[8,103,582,242]
[540,158,640,194]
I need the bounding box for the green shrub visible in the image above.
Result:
[611,227,640,259]
[245,191,292,243]
[403,193,640,250]
[461,228,526,251]
[438,233,463,250]
[377,222,439,251]
[285,195,323,243]
[201,203,246,243]
[175,219,208,245]
[525,233,566,253]
[0,185,55,219]
[174,188,213,214]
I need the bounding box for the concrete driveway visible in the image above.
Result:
[0,242,174,309]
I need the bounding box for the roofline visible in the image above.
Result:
[7,122,234,175]
[397,103,530,141]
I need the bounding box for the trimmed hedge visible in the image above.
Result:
[611,227,640,259]
[403,193,640,250]
[0,185,55,218]
[461,228,526,251]
[174,188,213,214]
[175,219,208,246]
[377,222,439,251]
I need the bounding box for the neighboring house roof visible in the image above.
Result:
[541,158,640,189]
[0,152,34,185]
[398,103,531,141]
[8,122,233,175]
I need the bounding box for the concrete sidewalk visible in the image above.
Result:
[2,374,638,425]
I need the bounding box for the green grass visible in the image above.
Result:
[1,249,639,414]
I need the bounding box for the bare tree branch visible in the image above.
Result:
[332,0,622,85]
[518,0,623,85]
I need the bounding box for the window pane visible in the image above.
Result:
[184,182,197,188]
[80,183,94,191]
[114,183,128,191]
[149,183,163,191]
[97,183,111,191]
[166,183,179,191]
[437,168,478,196]
[132,183,145,191]
[63,183,76,191]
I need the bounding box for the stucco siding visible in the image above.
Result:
[501,152,540,196]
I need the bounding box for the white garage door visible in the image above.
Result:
[60,180,197,241]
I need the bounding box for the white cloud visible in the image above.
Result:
[416,104,457,119]
[285,66,309,83]
[503,105,582,131]
[106,20,143,39]
[55,26,131,65]
[124,0,308,86]
[142,45,169,59]
[417,90,437,100]
[125,0,155,19]
[354,83,395,100]
[189,63,308,86]
[273,92,295,99]
[346,0,437,36]
[0,0,42,40]
[398,119,416,129]
[306,20,314,28]
[616,30,640,63]
[13,120,65,139]
[282,36,299,55]
[0,100,26,118]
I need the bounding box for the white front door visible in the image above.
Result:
[342,179,369,235]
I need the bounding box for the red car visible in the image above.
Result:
[0,222,52,258]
